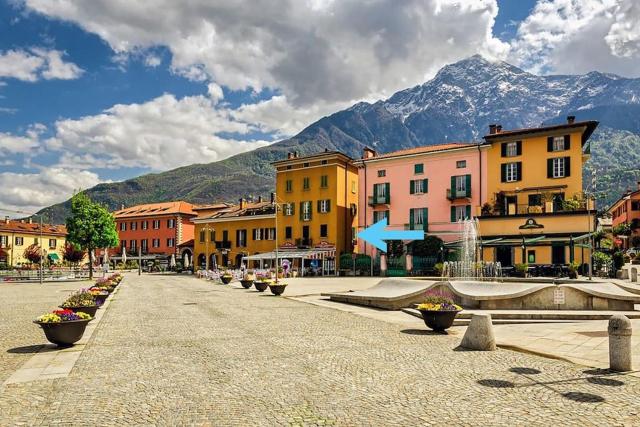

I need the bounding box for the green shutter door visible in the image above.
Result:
[450,176,456,197]
[384,183,390,204]
[465,174,471,197]
[451,206,456,222]
[564,157,571,177]
[409,180,415,194]
[422,208,428,232]
[423,179,428,193]
[466,205,472,220]
[326,199,331,212]
[409,208,414,230]
[299,202,304,220]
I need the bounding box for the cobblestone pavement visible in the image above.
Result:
[2,274,640,426]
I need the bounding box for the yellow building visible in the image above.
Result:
[193,199,276,269]
[272,150,358,273]
[0,217,67,266]
[477,117,598,271]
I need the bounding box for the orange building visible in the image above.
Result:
[607,184,640,249]
[111,201,197,261]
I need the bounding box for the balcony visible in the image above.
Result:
[215,241,231,249]
[446,188,471,201]
[295,238,313,247]
[404,224,427,232]
[481,200,592,217]
[368,195,390,206]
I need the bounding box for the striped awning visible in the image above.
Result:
[243,248,336,261]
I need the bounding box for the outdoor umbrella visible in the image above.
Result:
[184,253,190,269]
[170,254,176,269]
[121,247,127,265]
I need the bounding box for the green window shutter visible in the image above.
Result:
[309,202,312,220]
[423,179,428,193]
[547,136,554,152]
[384,183,390,204]
[299,202,303,220]
[547,159,553,178]
[465,174,471,197]
[373,184,377,200]
[317,200,321,212]
[451,206,456,223]
[450,176,456,195]
[516,162,522,181]
[564,156,571,177]
[327,199,331,212]
[466,205,471,220]
[516,141,522,156]
[564,135,570,150]
[291,203,295,215]
[409,180,415,194]
[501,164,507,182]
[501,143,507,157]
[414,163,423,174]
[386,210,390,225]
[422,208,428,232]
[409,208,414,230]
[252,229,256,240]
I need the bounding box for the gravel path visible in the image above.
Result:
[1,274,639,425]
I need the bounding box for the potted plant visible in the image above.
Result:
[254,277,271,292]
[89,287,110,305]
[33,309,93,346]
[568,261,580,279]
[416,291,462,332]
[514,263,529,278]
[268,282,288,296]
[60,290,99,317]
[240,270,255,289]
[220,271,233,284]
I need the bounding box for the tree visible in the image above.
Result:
[62,242,85,267]
[386,240,405,257]
[408,236,444,258]
[66,192,119,279]
[23,244,44,264]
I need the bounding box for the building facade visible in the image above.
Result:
[193,199,276,269]
[111,201,196,260]
[272,151,358,271]
[0,217,67,266]
[478,117,598,269]
[607,185,640,249]
[355,143,488,258]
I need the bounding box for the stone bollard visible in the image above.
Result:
[608,315,632,372]
[631,267,638,283]
[460,314,496,351]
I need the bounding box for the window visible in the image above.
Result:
[505,163,518,182]
[167,238,175,248]
[131,222,137,231]
[0,235,7,247]
[414,163,424,174]
[632,201,640,211]
[49,239,56,248]
[552,158,565,178]
[34,238,38,245]
[210,230,215,242]
[254,228,263,241]
[528,194,542,207]
[152,239,160,248]
[374,182,389,203]
[142,220,148,230]
[121,240,126,250]
[528,250,536,264]
[455,175,467,194]
[284,203,294,216]
[320,224,328,238]
[319,199,331,213]
[15,236,23,246]
[303,177,310,190]
[506,142,518,157]
[456,160,467,168]
[286,165,292,170]
[553,136,565,151]
[199,230,205,243]
[410,208,426,230]
[378,170,386,177]
[303,162,309,168]
[286,179,293,192]
[410,179,426,195]
[302,201,312,221]
[266,228,276,240]
[120,222,126,231]
[285,226,292,239]
[454,205,468,221]
[373,210,389,223]
[321,160,328,165]
[223,230,228,242]
[320,175,328,188]
[237,230,247,247]
[351,180,356,193]
[141,239,148,252]
[167,219,175,228]
[153,220,160,229]
[129,240,137,251]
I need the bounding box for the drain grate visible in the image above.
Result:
[575,331,608,338]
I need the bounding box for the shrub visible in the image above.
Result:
[61,290,96,308]
[612,251,625,270]
[593,251,612,270]
[23,244,44,264]
[417,290,461,311]
[62,243,85,265]
[613,223,631,236]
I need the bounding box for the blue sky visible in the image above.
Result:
[0,0,638,215]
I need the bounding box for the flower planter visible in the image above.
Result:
[220,276,233,284]
[268,284,287,296]
[418,309,460,332]
[240,279,254,289]
[34,319,92,346]
[93,294,109,306]
[60,305,98,317]
[254,281,269,292]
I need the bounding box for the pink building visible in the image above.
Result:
[355,143,488,258]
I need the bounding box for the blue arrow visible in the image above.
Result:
[357,218,424,252]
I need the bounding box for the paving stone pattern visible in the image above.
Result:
[1,274,640,425]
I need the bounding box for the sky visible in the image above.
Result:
[1,0,639,216]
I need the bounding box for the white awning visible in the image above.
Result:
[242,248,336,260]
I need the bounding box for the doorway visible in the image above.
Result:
[496,246,512,267]
[552,245,566,264]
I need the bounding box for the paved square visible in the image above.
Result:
[1,274,639,425]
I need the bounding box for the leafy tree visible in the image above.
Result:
[408,236,443,258]
[593,251,612,271]
[66,192,119,279]
[23,244,44,264]
[386,240,405,257]
[613,223,631,236]
[62,243,85,267]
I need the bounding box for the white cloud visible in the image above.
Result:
[206,82,224,104]
[0,167,102,214]
[0,123,45,156]
[45,93,272,171]
[144,54,162,67]
[0,48,83,82]
[509,0,640,77]
[23,0,509,106]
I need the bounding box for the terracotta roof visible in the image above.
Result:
[362,143,480,161]
[113,201,197,219]
[196,201,275,221]
[192,202,233,211]
[177,239,194,248]
[272,150,353,165]
[0,220,67,236]
[483,120,599,145]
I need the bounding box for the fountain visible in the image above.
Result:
[442,218,502,279]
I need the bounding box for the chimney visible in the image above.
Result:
[239,198,245,209]
[121,204,125,210]
[294,151,299,158]
[496,125,503,133]
[567,115,576,124]
[20,219,24,223]
[489,124,497,135]
[324,148,329,152]
[4,216,8,224]
[362,147,377,159]
[270,192,275,204]
[287,152,293,159]
[258,196,263,203]
[28,217,33,224]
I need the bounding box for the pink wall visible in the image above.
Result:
[357,146,488,256]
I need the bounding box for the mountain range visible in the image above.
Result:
[39,55,640,223]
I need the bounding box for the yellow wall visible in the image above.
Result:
[0,232,65,266]
[482,246,591,266]
[479,212,594,236]
[193,215,275,269]
[275,153,358,267]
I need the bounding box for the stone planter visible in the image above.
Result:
[268,284,287,296]
[60,305,99,317]
[93,294,109,306]
[34,319,92,346]
[240,279,254,289]
[418,309,460,332]
[220,275,233,284]
[254,281,269,292]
